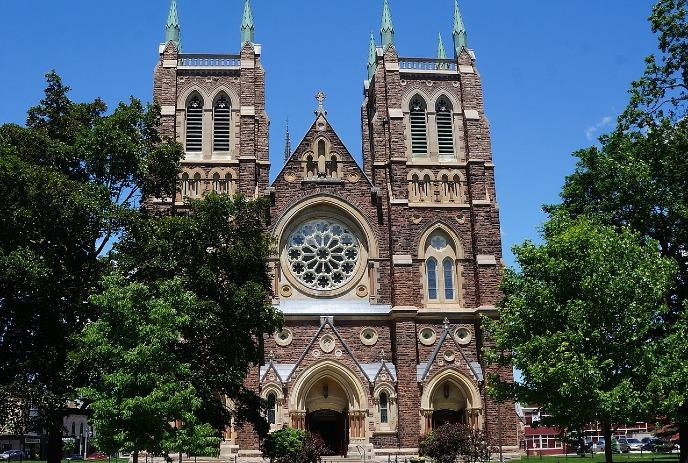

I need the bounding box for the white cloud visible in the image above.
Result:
[585,115,613,140]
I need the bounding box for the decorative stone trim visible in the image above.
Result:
[275,329,293,347]
[418,327,437,346]
[320,334,336,353]
[240,59,255,69]
[388,108,404,119]
[459,65,475,74]
[385,62,400,71]
[280,284,293,298]
[476,255,497,266]
[162,59,178,68]
[240,106,256,116]
[360,327,379,346]
[464,109,480,120]
[444,350,456,363]
[161,105,176,116]
[392,254,413,266]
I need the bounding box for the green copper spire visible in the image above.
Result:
[165,0,181,51]
[368,32,377,80]
[240,0,255,45]
[380,0,395,49]
[437,33,447,60]
[452,0,468,57]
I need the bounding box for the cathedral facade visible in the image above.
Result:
[152,0,519,459]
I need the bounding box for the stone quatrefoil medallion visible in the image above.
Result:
[287,219,360,291]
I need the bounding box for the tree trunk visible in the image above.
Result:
[602,423,614,463]
[133,450,139,463]
[46,425,63,463]
[679,413,687,463]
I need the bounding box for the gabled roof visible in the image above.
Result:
[283,319,390,385]
[417,320,483,383]
[271,112,373,188]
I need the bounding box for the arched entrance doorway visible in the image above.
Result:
[420,370,483,434]
[305,378,348,456]
[290,361,368,457]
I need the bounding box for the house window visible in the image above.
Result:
[266,393,277,425]
[436,97,454,157]
[410,97,428,156]
[379,392,389,424]
[213,95,231,152]
[185,94,204,153]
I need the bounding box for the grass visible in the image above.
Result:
[515,453,680,463]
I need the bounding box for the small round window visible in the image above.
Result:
[454,327,472,345]
[360,327,379,346]
[419,327,437,346]
[275,329,293,347]
[286,219,361,291]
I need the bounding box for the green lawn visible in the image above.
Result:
[515,454,679,463]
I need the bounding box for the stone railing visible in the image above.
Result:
[178,54,241,68]
[399,57,458,72]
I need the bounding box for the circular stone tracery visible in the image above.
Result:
[287,219,361,291]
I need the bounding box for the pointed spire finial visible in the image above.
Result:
[165,0,181,51]
[284,119,291,164]
[368,31,377,80]
[380,0,395,49]
[452,0,468,57]
[437,33,447,60]
[241,0,255,45]
[443,317,450,330]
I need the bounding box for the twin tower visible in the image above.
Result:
[152,0,518,459]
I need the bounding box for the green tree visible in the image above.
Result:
[73,276,218,463]
[77,193,282,457]
[484,214,674,463]
[419,423,491,463]
[559,2,688,460]
[260,428,328,463]
[0,72,182,463]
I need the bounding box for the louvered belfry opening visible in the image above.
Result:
[185,94,204,152]
[436,97,454,157]
[213,95,231,152]
[410,97,428,156]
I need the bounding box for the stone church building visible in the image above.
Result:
[152,0,519,459]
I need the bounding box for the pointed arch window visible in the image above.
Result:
[181,172,190,197]
[379,392,389,424]
[213,95,231,152]
[443,257,455,300]
[436,97,454,157]
[192,172,202,197]
[424,232,461,304]
[427,257,438,300]
[410,97,428,156]
[266,393,277,425]
[185,94,204,153]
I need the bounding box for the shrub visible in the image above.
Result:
[260,428,328,463]
[420,423,491,463]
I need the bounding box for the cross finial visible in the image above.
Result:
[443,317,450,330]
[267,350,275,362]
[315,91,327,115]
[379,349,387,362]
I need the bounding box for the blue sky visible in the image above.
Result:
[0,0,658,266]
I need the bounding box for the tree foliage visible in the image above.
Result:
[485,214,674,463]
[557,2,688,461]
[76,193,282,456]
[73,276,219,460]
[0,72,182,463]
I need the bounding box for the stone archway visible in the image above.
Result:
[420,369,482,434]
[289,361,368,455]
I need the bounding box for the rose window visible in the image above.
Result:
[287,219,360,290]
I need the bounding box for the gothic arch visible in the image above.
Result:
[420,368,483,432]
[429,90,461,113]
[417,222,465,259]
[209,85,240,109]
[178,85,211,108]
[290,360,368,412]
